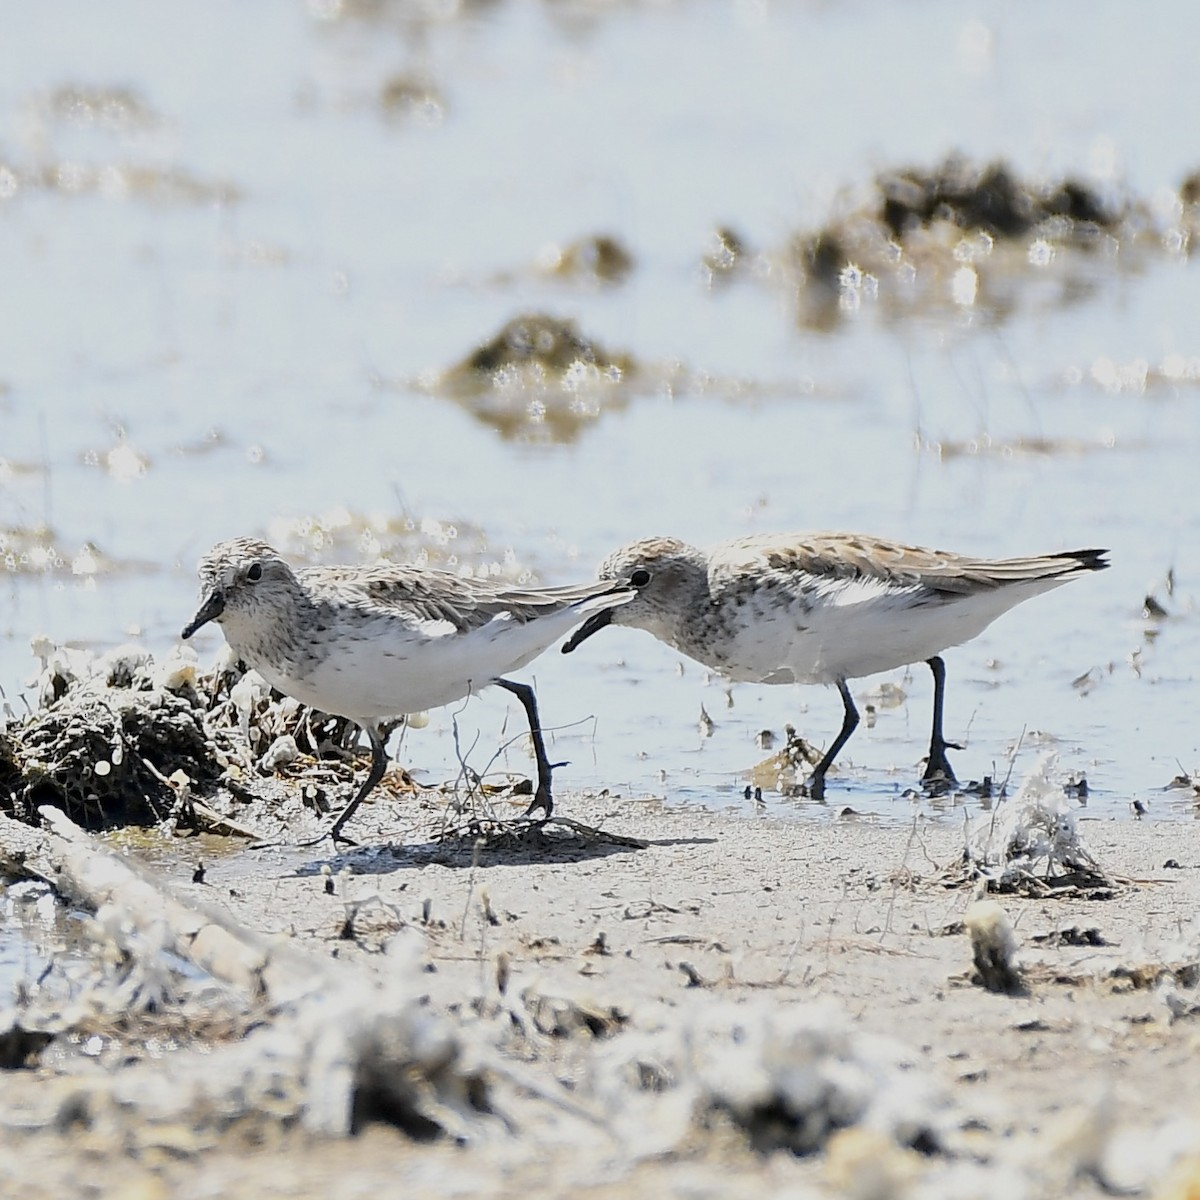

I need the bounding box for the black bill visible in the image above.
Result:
[181,590,225,639]
[562,607,615,654]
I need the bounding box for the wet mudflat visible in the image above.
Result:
[0,636,1195,1196]
[3,770,1200,1199]
[2,0,1200,1195]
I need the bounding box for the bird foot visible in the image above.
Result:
[295,822,360,849]
[523,777,554,816]
[922,764,959,798]
[523,787,553,820]
[922,773,956,798]
[922,738,961,792]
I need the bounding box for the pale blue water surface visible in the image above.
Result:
[0,0,1196,829]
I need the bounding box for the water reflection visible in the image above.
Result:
[431,312,636,441]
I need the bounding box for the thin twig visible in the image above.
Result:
[459,836,484,942]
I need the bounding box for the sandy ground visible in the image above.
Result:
[3,781,1200,1200]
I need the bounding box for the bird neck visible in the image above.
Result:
[650,560,714,655]
[222,587,313,670]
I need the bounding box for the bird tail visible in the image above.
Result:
[1057,549,1109,573]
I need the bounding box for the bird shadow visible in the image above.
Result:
[288,818,716,876]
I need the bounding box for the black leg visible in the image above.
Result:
[809,679,859,800]
[923,656,961,788]
[495,678,553,818]
[300,725,388,847]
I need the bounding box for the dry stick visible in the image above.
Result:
[823,880,849,973]
[910,818,942,872]
[998,726,1025,791]
[776,924,809,986]
[449,710,487,819]
[1,807,323,1006]
[485,711,600,772]
[140,756,263,840]
[582,710,600,759]
[444,686,578,825]
[442,702,639,842]
[850,888,872,937]
[449,688,500,819]
[458,836,485,943]
[881,818,922,940]
[980,726,1027,862]
[469,711,608,805]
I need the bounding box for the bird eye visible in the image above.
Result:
[630,568,651,587]
[247,563,263,582]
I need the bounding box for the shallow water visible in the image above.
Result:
[0,882,68,1006]
[0,0,1197,824]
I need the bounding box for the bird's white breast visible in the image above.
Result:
[709,574,1068,685]
[249,595,616,723]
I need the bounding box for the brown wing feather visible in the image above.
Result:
[716,533,1107,596]
[304,564,625,632]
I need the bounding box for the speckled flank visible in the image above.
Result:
[579,529,1108,796]
[592,531,1109,686]
[185,537,636,724]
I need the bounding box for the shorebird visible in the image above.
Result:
[182,537,635,843]
[562,532,1108,798]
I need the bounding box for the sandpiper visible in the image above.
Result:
[562,532,1108,798]
[182,537,636,843]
